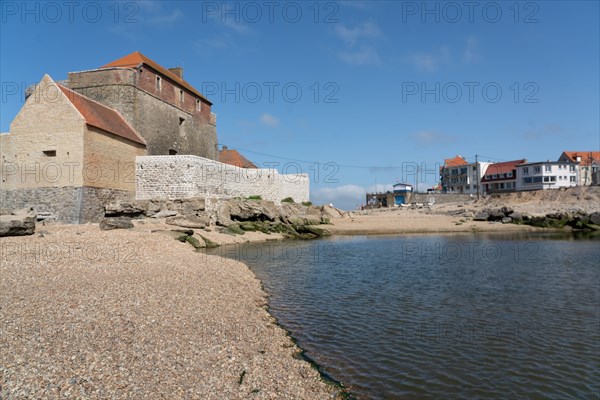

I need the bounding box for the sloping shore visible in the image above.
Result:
[326,209,548,235]
[0,226,339,399]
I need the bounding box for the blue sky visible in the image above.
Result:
[1,1,599,209]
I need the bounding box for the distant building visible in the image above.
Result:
[481,159,526,193]
[440,155,491,195]
[392,183,413,205]
[558,151,600,186]
[515,160,579,191]
[219,146,258,168]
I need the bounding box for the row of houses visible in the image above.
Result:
[440,152,600,194]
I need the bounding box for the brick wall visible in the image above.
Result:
[136,155,309,204]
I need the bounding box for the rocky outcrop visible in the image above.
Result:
[103,198,343,239]
[472,207,600,231]
[0,208,36,237]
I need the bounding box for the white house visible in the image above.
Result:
[515,160,579,191]
[440,155,492,195]
[557,151,600,186]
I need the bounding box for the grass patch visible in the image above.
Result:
[246,195,262,201]
[281,197,295,203]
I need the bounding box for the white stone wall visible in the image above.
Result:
[136,155,309,203]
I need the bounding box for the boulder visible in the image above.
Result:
[473,211,489,221]
[501,217,512,224]
[487,209,506,221]
[99,217,134,230]
[500,206,514,216]
[227,199,279,222]
[151,210,179,219]
[178,197,206,215]
[104,201,146,217]
[165,214,210,229]
[589,212,600,225]
[0,208,36,237]
[508,212,523,222]
[321,205,344,219]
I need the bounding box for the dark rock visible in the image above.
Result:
[473,211,489,221]
[294,225,331,237]
[99,217,133,230]
[508,212,523,222]
[500,206,514,216]
[487,209,506,221]
[589,212,600,225]
[104,201,146,217]
[0,208,36,237]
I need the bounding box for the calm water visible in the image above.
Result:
[209,233,600,399]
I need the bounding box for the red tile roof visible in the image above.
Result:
[481,159,526,181]
[58,84,146,146]
[100,51,211,104]
[561,151,600,166]
[219,148,257,169]
[444,155,468,167]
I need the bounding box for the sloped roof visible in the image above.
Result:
[561,151,600,166]
[100,51,211,104]
[481,159,526,181]
[58,84,146,146]
[219,148,257,169]
[444,155,468,167]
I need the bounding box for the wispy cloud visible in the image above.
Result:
[334,21,382,46]
[407,46,451,72]
[333,20,383,66]
[339,46,381,66]
[260,113,280,127]
[411,130,456,146]
[194,33,234,50]
[146,9,183,25]
[522,123,564,140]
[463,36,481,64]
[407,37,481,72]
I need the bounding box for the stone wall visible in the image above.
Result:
[0,187,132,223]
[409,193,473,204]
[67,69,218,160]
[136,155,309,204]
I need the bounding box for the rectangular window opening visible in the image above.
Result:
[43,150,56,157]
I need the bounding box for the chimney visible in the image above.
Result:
[169,67,183,79]
[222,145,228,150]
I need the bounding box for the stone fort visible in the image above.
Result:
[1,52,308,222]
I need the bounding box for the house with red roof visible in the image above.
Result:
[62,51,218,159]
[481,159,526,193]
[440,155,491,195]
[219,146,258,169]
[1,75,147,223]
[558,151,600,185]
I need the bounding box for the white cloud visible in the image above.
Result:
[146,9,183,25]
[259,113,280,127]
[312,183,396,210]
[463,36,481,64]
[334,21,382,46]
[407,46,451,72]
[339,46,381,66]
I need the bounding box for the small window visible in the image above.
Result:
[179,117,185,126]
[545,165,551,172]
[179,90,184,103]
[156,76,162,91]
[196,99,201,111]
[169,149,178,155]
[43,150,56,157]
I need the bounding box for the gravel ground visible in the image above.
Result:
[0,226,340,399]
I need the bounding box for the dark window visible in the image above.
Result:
[156,76,161,91]
[169,149,178,155]
[43,150,56,157]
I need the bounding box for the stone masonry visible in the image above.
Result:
[136,155,309,204]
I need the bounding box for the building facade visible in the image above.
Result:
[1,75,147,222]
[558,151,599,186]
[515,161,579,191]
[440,155,491,195]
[481,159,526,193]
